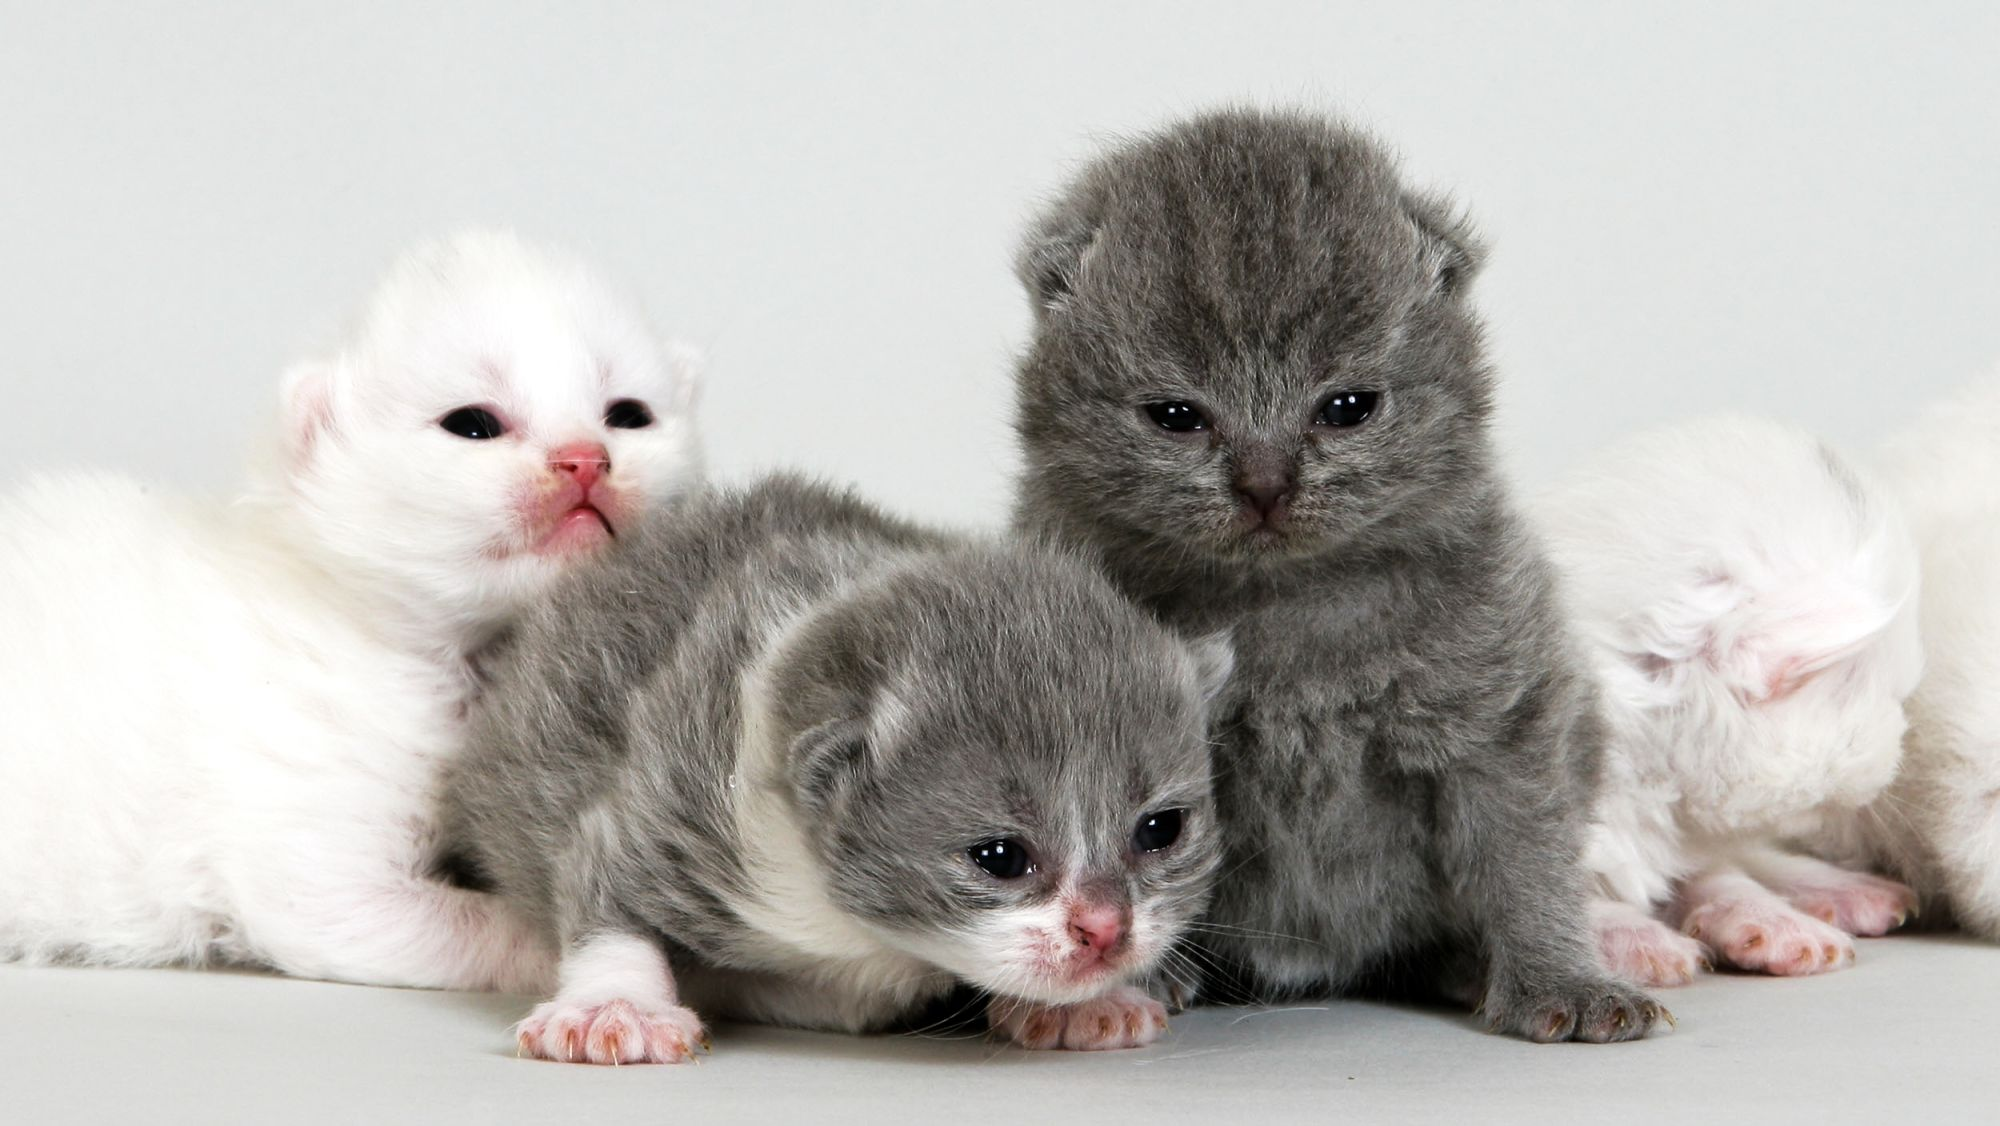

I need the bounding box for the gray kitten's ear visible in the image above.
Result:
[788,717,870,812]
[1183,632,1236,708]
[1401,191,1486,298]
[1015,205,1103,313]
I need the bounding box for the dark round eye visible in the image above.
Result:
[968,838,1035,880]
[605,399,654,429]
[1144,401,1209,433]
[1132,809,1185,853]
[1316,391,1379,428]
[439,407,505,440]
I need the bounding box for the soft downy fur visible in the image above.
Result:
[1536,417,1924,987]
[1817,374,2000,939]
[1009,108,1662,1042]
[438,475,1233,1064]
[0,230,702,990]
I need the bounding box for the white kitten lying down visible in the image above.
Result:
[1819,375,2000,939]
[1537,416,1923,987]
[0,230,702,990]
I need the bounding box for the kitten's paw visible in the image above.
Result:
[989,986,1169,1051]
[516,998,709,1065]
[1487,979,1668,1044]
[1781,870,1918,936]
[1595,911,1708,987]
[1681,897,1855,975]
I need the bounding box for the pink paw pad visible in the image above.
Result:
[1781,870,1918,936]
[1681,898,1855,977]
[516,998,708,1065]
[990,986,1170,1051]
[1595,911,1708,987]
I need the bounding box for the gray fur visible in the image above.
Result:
[1010,109,1663,1042]
[440,474,1228,1032]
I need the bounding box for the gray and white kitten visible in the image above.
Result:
[1010,109,1663,1042]
[439,475,1232,1064]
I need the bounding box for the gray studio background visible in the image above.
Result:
[2,1,1996,525]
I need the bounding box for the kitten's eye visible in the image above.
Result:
[968,838,1035,880]
[1144,401,1209,433]
[1316,391,1379,428]
[605,399,654,429]
[1132,809,1185,853]
[439,407,505,440]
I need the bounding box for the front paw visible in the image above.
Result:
[989,986,1169,1051]
[1595,910,1709,987]
[1681,896,1855,975]
[1485,978,1668,1044]
[516,998,709,1065]
[1782,870,1918,936]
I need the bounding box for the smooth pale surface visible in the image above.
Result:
[5,933,1992,1124]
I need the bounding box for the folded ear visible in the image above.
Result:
[1182,631,1236,710]
[661,339,704,415]
[1015,202,1103,314]
[1620,573,1901,705]
[278,358,339,473]
[787,717,871,813]
[1401,190,1486,298]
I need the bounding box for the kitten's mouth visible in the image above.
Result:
[534,504,614,556]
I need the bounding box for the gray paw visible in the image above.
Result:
[1486,978,1670,1043]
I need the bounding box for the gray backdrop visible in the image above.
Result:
[3,1,1995,524]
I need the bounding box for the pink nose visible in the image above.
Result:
[549,442,610,491]
[1067,903,1128,954]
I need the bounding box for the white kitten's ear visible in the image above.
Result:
[1401,190,1485,298]
[279,359,339,471]
[662,340,704,415]
[1183,632,1236,709]
[1623,574,1900,705]
[1015,206,1103,314]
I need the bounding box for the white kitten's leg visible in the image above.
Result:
[1733,845,1916,936]
[247,868,556,993]
[1589,897,1707,987]
[988,985,1169,1051]
[1672,864,1855,976]
[517,932,708,1065]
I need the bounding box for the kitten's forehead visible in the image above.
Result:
[1078,114,1427,369]
[338,231,678,423]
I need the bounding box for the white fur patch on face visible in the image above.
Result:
[273,230,705,647]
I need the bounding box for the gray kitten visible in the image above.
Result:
[439,475,1232,1064]
[1010,109,1664,1042]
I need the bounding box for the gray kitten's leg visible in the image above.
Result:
[514,931,709,1065]
[1439,770,1666,1042]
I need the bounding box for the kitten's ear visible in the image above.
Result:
[661,339,704,415]
[1401,191,1485,298]
[1183,632,1236,710]
[788,717,871,813]
[279,359,339,471]
[1623,574,1901,704]
[1015,204,1103,314]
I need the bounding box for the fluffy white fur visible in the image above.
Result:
[0,230,703,990]
[1820,374,2000,939]
[1536,416,1924,986]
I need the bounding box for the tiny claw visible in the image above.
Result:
[1660,1006,1677,1030]
[698,1031,713,1053]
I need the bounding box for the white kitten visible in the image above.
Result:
[0,230,703,990]
[1820,374,2000,938]
[1536,416,1923,987]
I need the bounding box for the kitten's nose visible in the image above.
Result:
[549,442,611,490]
[1234,474,1295,522]
[1067,903,1129,954]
